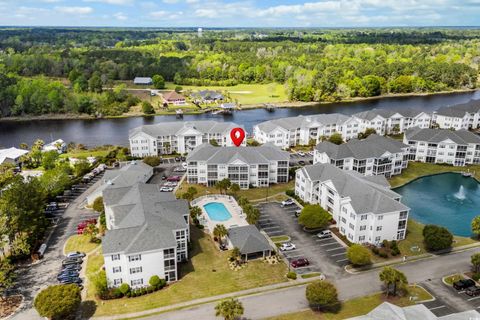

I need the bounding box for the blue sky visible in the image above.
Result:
[1,0,480,27]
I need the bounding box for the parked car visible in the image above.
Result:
[167,176,181,182]
[466,286,480,296]
[298,160,306,166]
[62,257,83,266]
[62,264,82,272]
[175,157,180,162]
[66,251,86,258]
[294,209,302,217]
[297,152,305,157]
[161,175,167,180]
[453,279,476,290]
[317,230,333,239]
[182,162,188,169]
[180,156,186,161]
[279,242,296,251]
[281,199,295,207]
[58,271,79,279]
[308,151,314,156]
[59,277,83,285]
[291,258,309,268]
[160,187,174,192]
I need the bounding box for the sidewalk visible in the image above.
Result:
[92,276,321,320]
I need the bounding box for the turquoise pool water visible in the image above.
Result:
[394,173,480,236]
[203,202,232,222]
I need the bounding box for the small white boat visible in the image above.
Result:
[462,171,473,177]
[176,109,183,118]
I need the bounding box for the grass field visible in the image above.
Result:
[266,286,432,320]
[176,181,295,202]
[389,162,480,188]
[64,235,100,255]
[85,227,287,316]
[60,146,116,160]
[165,82,288,105]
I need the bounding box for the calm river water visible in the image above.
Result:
[1,90,480,147]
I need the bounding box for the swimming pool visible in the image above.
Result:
[203,202,232,222]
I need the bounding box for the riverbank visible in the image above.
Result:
[0,88,477,122]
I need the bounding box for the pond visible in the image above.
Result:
[394,173,480,237]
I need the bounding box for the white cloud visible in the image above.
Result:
[162,0,179,3]
[186,0,199,3]
[83,0,134,5]
[54,6,93,14]
[113,12,127,20]
[149,10,168,18]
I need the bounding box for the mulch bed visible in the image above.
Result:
[0,295,23,318]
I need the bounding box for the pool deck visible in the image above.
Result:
[191,195,248,233]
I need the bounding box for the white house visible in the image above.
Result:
[404,127,480,166]
[0,147,28,165]
[42,139,67,154]
[102,183,189,288]
[253,114,361,149]
[295,163,409,244]
[433,100,480,130]
[129,121,246,157]
[352,108,432,135]
[314,134,410,177]
[186,143,290,189]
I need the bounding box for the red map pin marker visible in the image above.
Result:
[230,128,245,147]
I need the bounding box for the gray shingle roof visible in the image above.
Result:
[133,77,152,84]
[300,163,407,214]
[187,143,290,164]
[256,113,350,133]
[227,225,271,255]
[437,99,480,117]
[102,183,188,255]
[129,121,244,138]
[315,135,408,159]
[405,127,480,145]
[353,108,427,121]
[435,106,468,118]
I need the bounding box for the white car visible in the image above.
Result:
[317,230,333,239]
[297,152,306,157]
[281,199,295,207]
[182,162,188,169]
[280,242,296,251]
[160,187,174,192]
[308,151,314,156]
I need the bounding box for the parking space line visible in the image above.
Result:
[326,247,345,252]
[319,242,340,247]
[262,226,282,231]
[467,296,480,301]
[331,252,346,257]
[335,258,349,262]
[429,305,446,311]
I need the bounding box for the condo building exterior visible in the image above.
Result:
[102,183,189,288]
[129,121,246,157]
[433,100,480,130]
[314,135,410,177]
[253,114,361,149]
[295,163,409,244]
[404,127,480,166]
[352,108,432,135]
[186,144,290,189]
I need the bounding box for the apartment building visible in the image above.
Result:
[186,143,290,189]
[433,100,480,130]
[314,135,409,177]
[129,121,246,157]
[102,183,189,288]
[352,108,432,135]
[295,163,409,244]
[253,114,361,149]
[404,127,480,166]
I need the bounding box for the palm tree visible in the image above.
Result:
[379,267,407,296]
[189,206,202,220]
[213,224,228,243]
[230,247,241,261]
[229,183,240,198]
[215,298,244,320]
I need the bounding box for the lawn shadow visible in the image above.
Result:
[178,225,206,279]
[80,300,97,319]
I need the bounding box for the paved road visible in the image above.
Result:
[136,247,480,320]
[10,177,102,320]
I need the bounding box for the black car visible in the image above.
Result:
[175,157,180,162]
[62,259,82,267]
[58,270,79,278]
[62,264,82,272]
[466,286,480,296]
[180,156,186,161]
[298,160,306,166]
[453,279,476,290]
[59,277,82,285]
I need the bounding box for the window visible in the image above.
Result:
[130,267,142,274]
[377,215,383,221]
[111,254,120,261]
[375,236,381,242]
[361,215,367,221]
[131,279,143,286]
[376,226,383,231]
[360,225,366,231]
[113,278,122,286]
[113,266,121,273]
[359,236,365,242]
[349,223,355,230]
[128,254,141,262]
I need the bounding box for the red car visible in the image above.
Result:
[291,258,309,268]
[167,176,181,182]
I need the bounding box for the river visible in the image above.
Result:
[1,90,480,147]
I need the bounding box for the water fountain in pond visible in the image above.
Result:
[454,185,467,200]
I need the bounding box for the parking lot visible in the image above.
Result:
[256,201,348,278]
[289,152,313,167]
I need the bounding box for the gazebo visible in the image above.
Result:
[227,225,272,261]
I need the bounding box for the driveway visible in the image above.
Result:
[256,202,347,279]
[10,174,103,320]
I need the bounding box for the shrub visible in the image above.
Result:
[142,101,155,114]
[149,275,161,288]
[372,247,379,254]
[92,196,104,213]
[379,251,388,258]
[473,273,480,281]
[158,278,167,289]
[34,284,81,319]
[346,244,371,266]
[119,283,130,295]
[298,205,331,229]
[423,224,453,251]
[143,156,161,167]
[90,270,108,298]
[287,271,297,280]
[113,288,123,298]
[286,189,295,197]
[306,280,339,311]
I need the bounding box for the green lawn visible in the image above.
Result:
[398,219,477,257]
[301,273,322,279]
[267,286,432,320]
[64,235,101,255]
[165,82,288,106]
[85,227,287,316]
[176,181,295,202]
[271,236,291,243]
[86,249,105,276]
[444,274,465,285]
[389,162,480,188]
[60,147,116,160]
